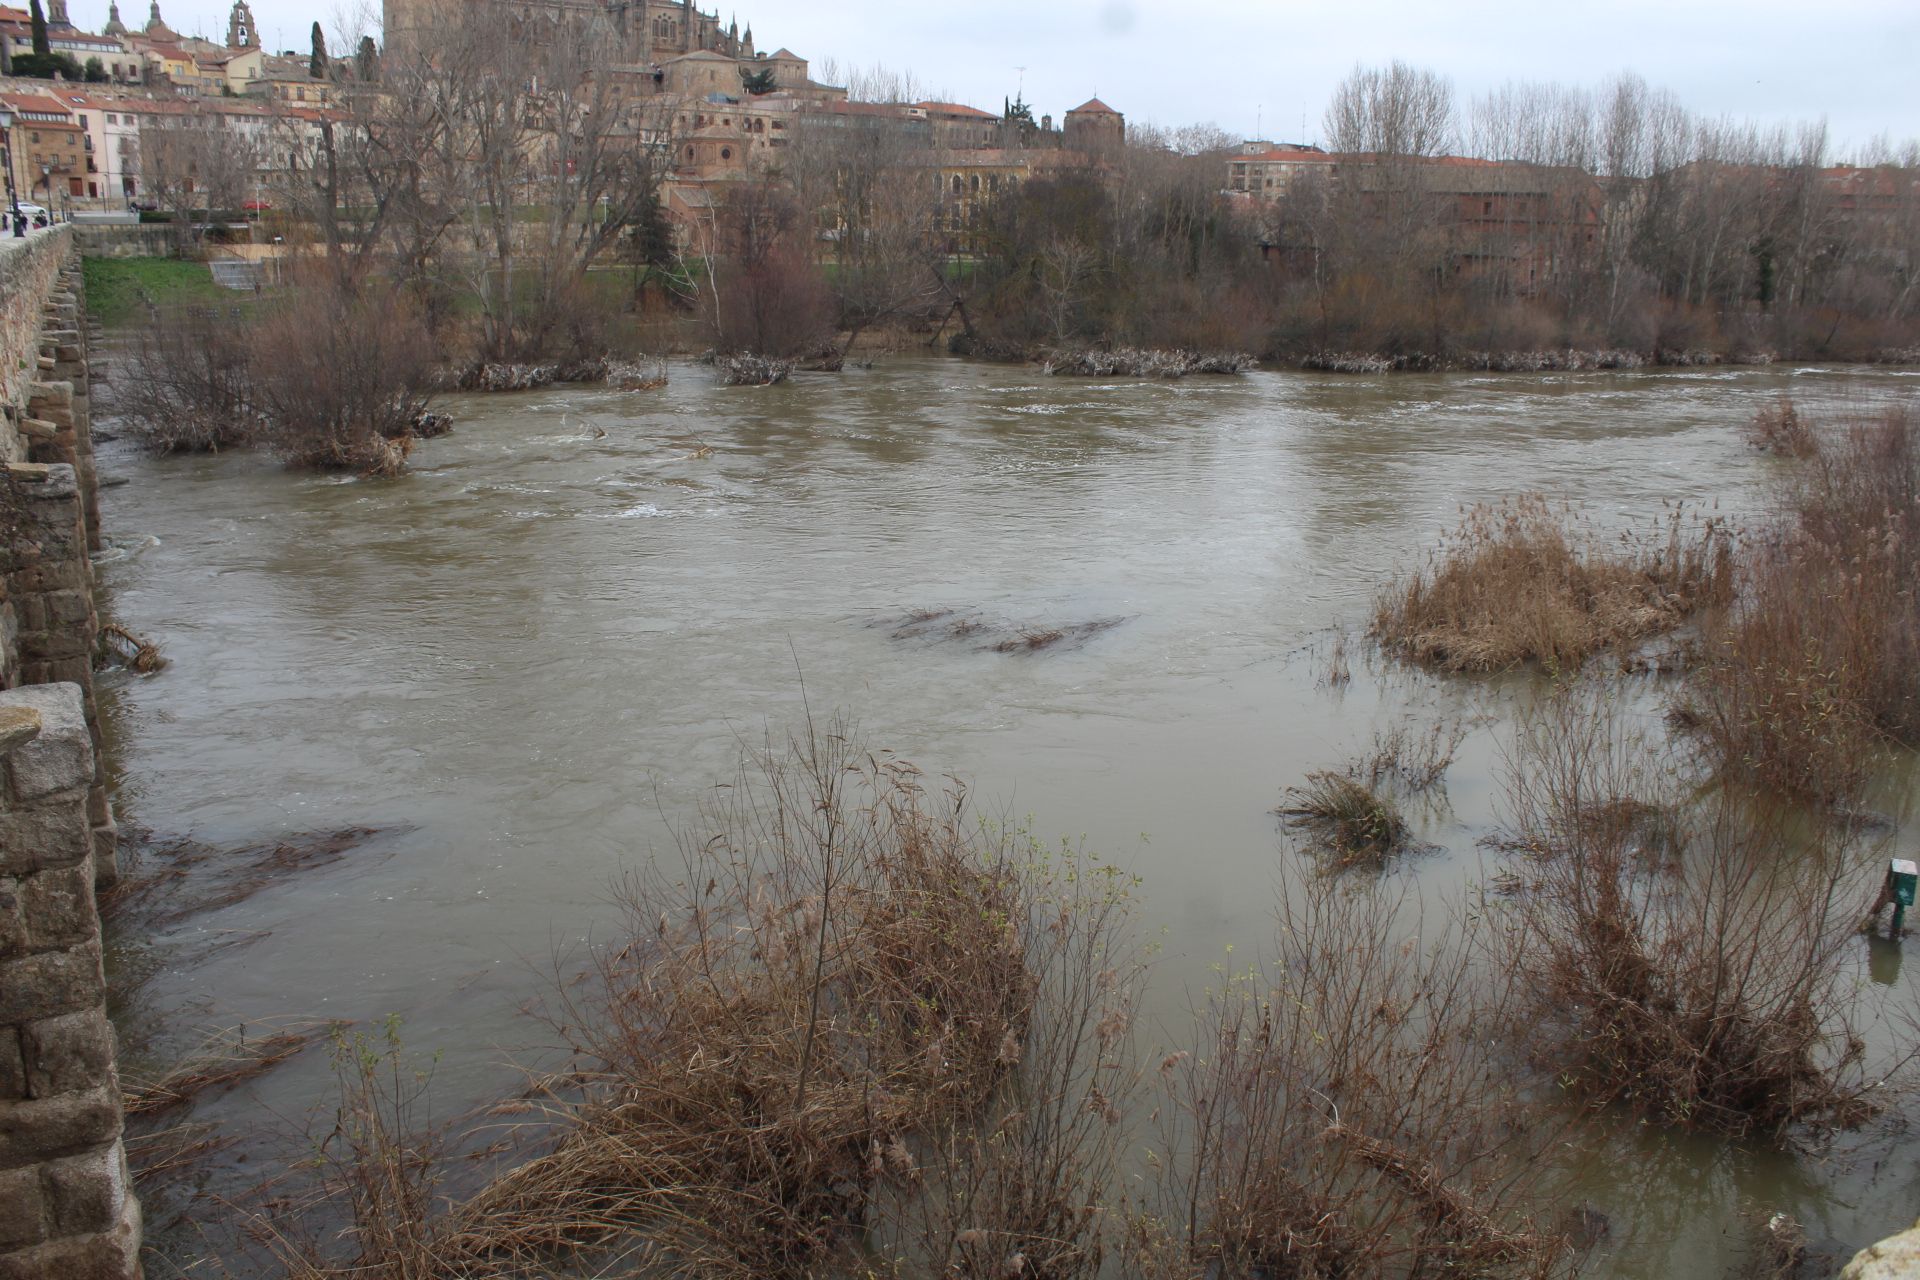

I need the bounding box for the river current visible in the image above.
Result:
[93,359,1919,1276]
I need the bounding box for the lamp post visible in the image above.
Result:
[0,106,21,237]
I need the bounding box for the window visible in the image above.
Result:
[1483,200,1492,215]
[720,147,730,160]
[106,113,116,123]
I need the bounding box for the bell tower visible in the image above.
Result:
[227,0,258,48]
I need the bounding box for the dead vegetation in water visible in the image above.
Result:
[103,824,397,929]
[1745,398,1819,458]
[1279,721,1464,871]
[96,622,167,673]
[721,353,795,386]
[1371,495,1735,674]
[1134,877,1581,1279]
[123,1021,333,1120]
[1038,348,1255,378]
[1676,403,1920,804]
[249,721,1142,1280]
[877,607,1127,655]
[1486,692,1908,1143]
[1279,771,1412,869]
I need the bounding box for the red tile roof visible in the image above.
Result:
[915,101,997,120]
[1068,98,1119,116]
[0,93,76,116]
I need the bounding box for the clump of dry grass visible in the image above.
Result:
[1372,495,1734,673]
[1136,877,1580,1279]
[257,719,1141,1280]
[1280,770,1410,868]
[1746,399,1818,458]
[123,1021,330,1119]
[1679,404,1919,803]
[1488,692,1905,1142]
[1279,721,1464,871]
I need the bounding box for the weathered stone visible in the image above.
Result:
[20,864,96,949]
[0,878,22,959]
[0,707,38,757]
[0,1165,46,1249]
[0,1083,119,1163]
[1842,1219,1920,1279]
[0,1213,139,1280]
[0,942,104,1024]
[41,1149,125,1236]
[20,1013,114,1102]
[0,792,92,876]
[0,686,90,803]
[0,1032,25,1100]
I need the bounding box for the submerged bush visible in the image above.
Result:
[113,306,258,454]
[1372,495,1734,673]
[260,721,1140,1279]
[118,276,444,476]
[1141,877,1580,1278]
[249,279,441,476]
[1681,404,1920,801]
[1489,693,1904,1142]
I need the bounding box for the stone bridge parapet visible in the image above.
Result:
[0,226,139,1279]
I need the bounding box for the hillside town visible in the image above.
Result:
[2,0,1913,317]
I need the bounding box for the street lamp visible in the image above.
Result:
[0,106,21,237]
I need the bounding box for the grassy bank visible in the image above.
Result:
[83,257,234,326]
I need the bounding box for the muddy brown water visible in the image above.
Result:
[92,359,1919,1276]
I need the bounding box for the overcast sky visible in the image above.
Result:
[93,0,1920,155]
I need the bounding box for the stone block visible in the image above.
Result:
[45,592,92,627]
[20,1013,114,1102]
[21,864,96,949]
[0,878,22,959]
[0,1031,25,1100]
[0,791,93,876]
[0,1213,140,1280]
[0,1083,119,1164]
[0,706,38,757]
[41,1148,125,1236]
[0,686,90,803]
[0,1164,46,1249]
[0,941,104,1024]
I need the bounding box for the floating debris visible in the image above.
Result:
[721,354,794,386]
[875,609,1126,654]
[97,623,166,673]
[1039,348,1254,378]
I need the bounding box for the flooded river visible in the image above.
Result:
[94,359,1918,1276]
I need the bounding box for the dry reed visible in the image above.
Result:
[1372,495,1734,673]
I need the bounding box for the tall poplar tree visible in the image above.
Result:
[309,22,328,79]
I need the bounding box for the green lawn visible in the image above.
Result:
[83,257,235,326]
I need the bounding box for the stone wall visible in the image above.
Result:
[0,230,138,1279]
[1,229,74,466]
[0,685,140,1280]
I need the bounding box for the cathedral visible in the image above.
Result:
[384,0,756,66]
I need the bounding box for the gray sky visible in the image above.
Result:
[97,0,1920,155]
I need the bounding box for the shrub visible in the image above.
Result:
[1489,692,1903,1142]
[1681,405,1919,801]
[248,277,442,475]
[1372,495,1734,673]
[113,307,258,454]
[259,720,1141,1279]
[1141,876,1580,1278]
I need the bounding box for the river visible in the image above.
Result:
[92,358,1919,1276]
